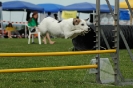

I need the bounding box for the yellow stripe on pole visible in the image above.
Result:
[0,65,97,73]
[0,50,116,57]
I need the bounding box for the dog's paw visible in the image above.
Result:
[84,31,89,33]
[81,30,89,36]
[81,31,85,36]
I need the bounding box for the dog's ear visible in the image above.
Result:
[85,18,89,21]
[73,18,81,25]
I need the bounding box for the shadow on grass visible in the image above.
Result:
[31,79,85,84]
[31,79,44,83]
[0,63,9,65]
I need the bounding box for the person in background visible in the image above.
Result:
[42,12,55,44]
[5,23,15,38]
[28,11,38,32]
[54,13,58,20]
[76,16,79,19]
[28,11,55,44]
[11,26,22,38]
[0,24,2,38]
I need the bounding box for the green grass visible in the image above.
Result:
[0,38,133,88]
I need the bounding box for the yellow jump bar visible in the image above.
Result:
[0,49,116,57]
[0,65,97,73]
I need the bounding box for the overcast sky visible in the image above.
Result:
[1,0,124,22]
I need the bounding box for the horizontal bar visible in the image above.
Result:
[0,65,97,73]
[0,50,116,57]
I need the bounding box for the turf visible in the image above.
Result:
[0,38,133,88]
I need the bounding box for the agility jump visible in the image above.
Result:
[0,49,115,73]
[0,65,98,73]
[0,49,116,57]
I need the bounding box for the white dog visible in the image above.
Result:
[38,17,89,39]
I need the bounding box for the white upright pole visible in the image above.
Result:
[24,9,27,38]
[21,10,25,23]
[9,11,11,22]
[78,12,80,17]
[40,12,45,22]
[44,12,46,18]
[39,13,41,22]
[58,11,61,21]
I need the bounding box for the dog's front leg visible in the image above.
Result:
[64,30,84,39]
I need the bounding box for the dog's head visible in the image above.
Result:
[73,18,89,32]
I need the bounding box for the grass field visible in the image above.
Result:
[0,38,133,88]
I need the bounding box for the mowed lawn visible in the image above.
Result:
[0,38,133,88]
